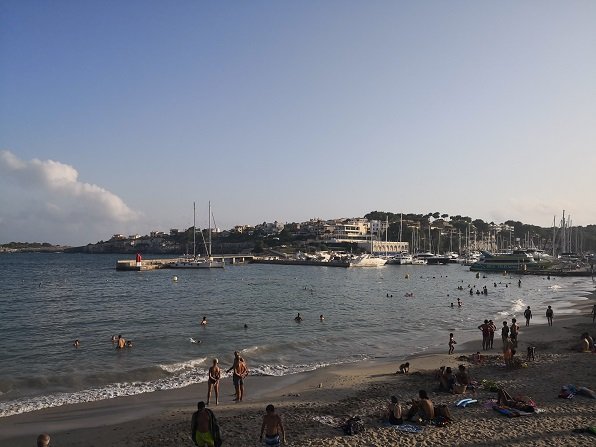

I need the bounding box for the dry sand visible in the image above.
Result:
[2,291,595,447]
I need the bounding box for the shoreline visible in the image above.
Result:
[1,287,595,446]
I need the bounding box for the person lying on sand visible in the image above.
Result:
[497,389,535,413]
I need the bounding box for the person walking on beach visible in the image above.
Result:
[191,401,222,447]
[501,321,509,347]
[510,318,519,348]
[546,306,554,326]
[259,404,286,446]
[37,434,50,447]
[448,333,456,354]
[478,320,490,351]
[207,358,221,406]
[524,306,532,326]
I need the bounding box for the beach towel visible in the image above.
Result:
[394,423,423,433]
[312,415,344,427]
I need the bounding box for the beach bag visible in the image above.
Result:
[343,416,365,435]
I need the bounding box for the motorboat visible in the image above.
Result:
[349,254,387,267]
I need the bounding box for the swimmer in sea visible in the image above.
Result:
[244,324,248,329]
[294,313,303,322]
[320,314,324,321]
[73,339,80,348]
[201,316,208,326]
[116,334,126,349]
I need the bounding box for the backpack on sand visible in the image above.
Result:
[343,416,365,435]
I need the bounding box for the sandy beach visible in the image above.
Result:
[2,290,595,447]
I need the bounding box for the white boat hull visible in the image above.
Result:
[349,254,387,267]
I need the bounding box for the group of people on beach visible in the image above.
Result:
[191,401,285,447]
[205,351,249,406]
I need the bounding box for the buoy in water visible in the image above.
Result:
[172,276,178,282]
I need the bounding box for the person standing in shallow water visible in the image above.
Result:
[448,333,456,354]
[546,306,554,326]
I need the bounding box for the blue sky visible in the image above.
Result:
[1,1,595,245]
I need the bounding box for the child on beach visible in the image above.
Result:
[448,333,456,355]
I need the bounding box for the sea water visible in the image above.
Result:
[0,253,593,417]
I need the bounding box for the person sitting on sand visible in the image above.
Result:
[259,404,286,446]
[37,433,50,447]
[406,390,434,422]
[387,395,403,425]
[294,313,302,322]
[397,362,410,374]
[472,351,482,364]
[455,365,470,386]
[439,367,455,392]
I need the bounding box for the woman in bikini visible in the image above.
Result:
[207,358,221,405]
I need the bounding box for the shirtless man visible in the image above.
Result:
[510,318,519,348]
[407,389,434,422]
[207,358,221,405]
[116,334,126,349]
[501,321,509,347]
[191,401,217,447]
[226,351,241,401]
[259,404,286,446]
[235,357,248,401]
[524,306,532,326]
[488,320,496,349]
[478,320,490,351]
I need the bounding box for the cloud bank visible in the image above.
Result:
[0,150,139,245]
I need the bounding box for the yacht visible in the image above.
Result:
[469,250,547,272]
[386,252,413,265]
[349,254,387,267]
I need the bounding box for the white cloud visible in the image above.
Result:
[0,150,140,245]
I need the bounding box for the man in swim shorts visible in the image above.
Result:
[191,401,221,447]
[260,404,286,446]
[116,334,126,349]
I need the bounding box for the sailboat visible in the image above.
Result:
[170,202,224,269]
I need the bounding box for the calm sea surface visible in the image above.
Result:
[0,253,593,417]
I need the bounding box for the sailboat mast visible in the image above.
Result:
[193,201,196,258]
[208,201,212,258]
